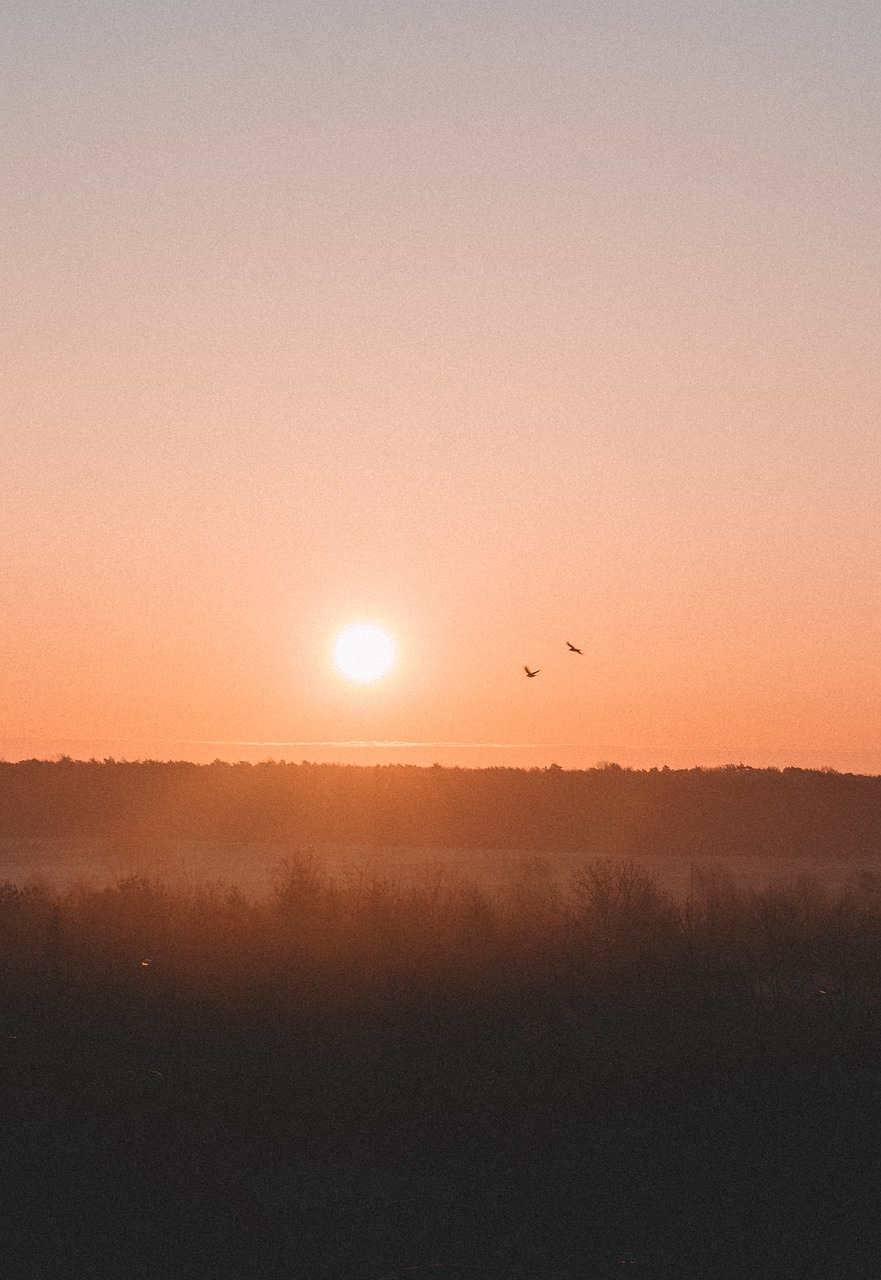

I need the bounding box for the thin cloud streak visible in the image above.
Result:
[5,735,880,756]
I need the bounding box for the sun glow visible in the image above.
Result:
[332,623,397,683]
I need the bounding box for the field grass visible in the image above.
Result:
[2,853,881,1278]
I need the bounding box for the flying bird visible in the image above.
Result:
[524,665,540,677]
[566,642,583,654]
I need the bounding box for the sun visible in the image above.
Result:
[332,622,397,683]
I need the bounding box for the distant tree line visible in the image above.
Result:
[1,757,880,860]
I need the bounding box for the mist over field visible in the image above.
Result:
[4,757,881,904]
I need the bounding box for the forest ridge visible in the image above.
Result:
[2,759,880,860]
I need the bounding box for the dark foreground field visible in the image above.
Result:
[3,856,881,1279]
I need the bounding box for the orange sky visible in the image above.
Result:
[3,1,880,772]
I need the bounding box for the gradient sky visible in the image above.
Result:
[3,0,880,771]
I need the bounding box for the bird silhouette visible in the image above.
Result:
[566,642,583,654]
[524,665,540,677]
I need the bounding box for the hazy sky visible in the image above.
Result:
[4,0,880,770]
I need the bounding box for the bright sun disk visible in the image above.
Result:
[332,623,396,683]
